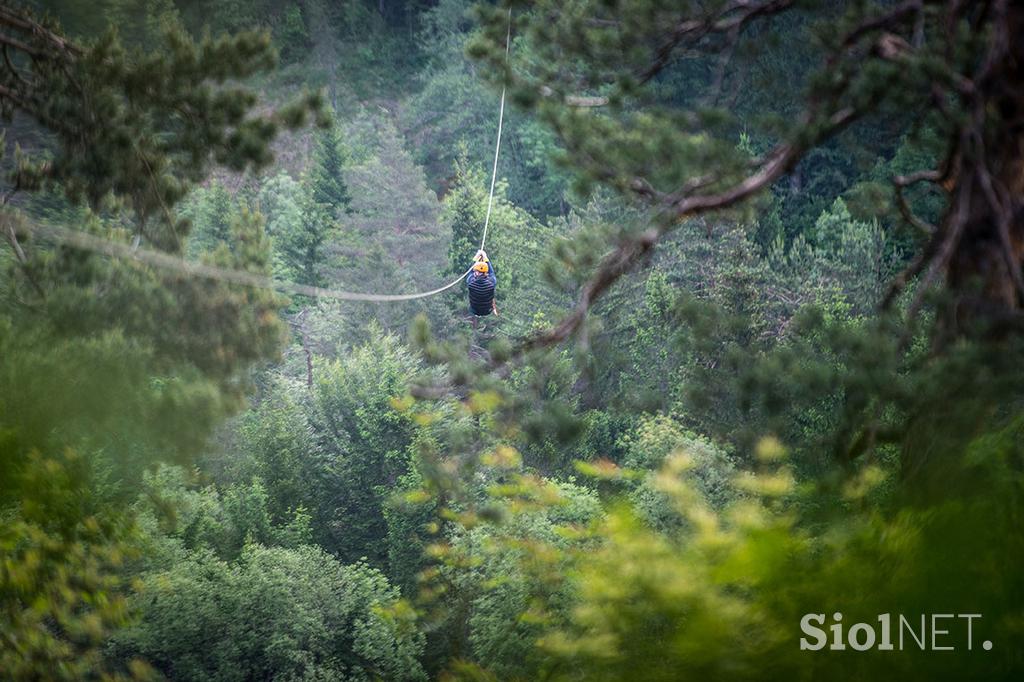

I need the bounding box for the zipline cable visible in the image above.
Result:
[480,7,512,251]
[17,220,472,302]
[12,9,513,304]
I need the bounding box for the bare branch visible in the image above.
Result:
[0,7,82,57]
[518,226,660,354]
[705,23,742,106]
[0,29,46,59]
[2,43,32,86]
[637,0,795,85]
[1,208,47,298]
[539,85,608,107]
[893,169,943,235]
[512,106,858,360]
[908,177,972,322]
[840,0,926,49]
[1,210,27,263]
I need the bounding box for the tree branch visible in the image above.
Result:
[1,208,47,298]
[893,169,943,235]
[840,0,928,50]
[637,0,795,85]
[0,29,46,60]
[0,7,82,57]
[539,85,608,108]
[2,42,32,86]
[513,107,858,359]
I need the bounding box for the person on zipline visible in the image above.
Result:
[467,249,498,317]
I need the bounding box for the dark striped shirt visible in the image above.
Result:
[467,262,497,316]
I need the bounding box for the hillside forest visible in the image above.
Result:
[1,1,1023,680]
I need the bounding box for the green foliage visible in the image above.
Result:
[0,209,285,474]
[0,451,147,681]
[624,271,684,412]
[4,3,1024,681]
[276,3,311,62]
[232,380,322,524]
[283,198,332,289]
[404,32,570,216]
[383,470,438,596]
[2,10,326,248]
[431,473,603,680]
[190,171,333,293]
[183,181,237,256]
[134,464,313,562]
[306,327,422,564]
[0,203,288,677]
[254,169,335,289]
[445,152,488,278]
[112,543,426,681]
[525,432,1023,681]
[0,7,325,677]
[441,153,566,333]
[105,0,183,46]
[309,120,352,219]
[847,123,947,252]
[620,415,736,530]
[285,112,459,342]
[212,332,426,571]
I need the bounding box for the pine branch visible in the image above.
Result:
[637,0,796,85]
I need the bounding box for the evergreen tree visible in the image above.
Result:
[469,0,1024,342]
[283,192,331,288]
[106,0,181,46]
[4,3,1024,680]
[0,5,326,249]
[308,121,352,219]
[185,181,236,256]
[444,152,488,277]
[461,0,1024,467]
[0,8,322,676]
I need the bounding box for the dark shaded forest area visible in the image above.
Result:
[1,1,1022,680]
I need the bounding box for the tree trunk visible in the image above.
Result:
[901,2,1024,483]
[942,2,1024,339]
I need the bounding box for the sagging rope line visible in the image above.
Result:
[12,8,513,304]
[19,220,474,302]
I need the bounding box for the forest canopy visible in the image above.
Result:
[1,1,1022,680]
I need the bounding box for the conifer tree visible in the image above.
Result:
[0,8,324,676]
[308,121,352,220]
[444,152,488,277]
[0,4,326,249]
[470,0,1024,345]
[283,192,331,288]
[186,181,236,255]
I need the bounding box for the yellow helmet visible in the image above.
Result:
[472,261,489,274]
